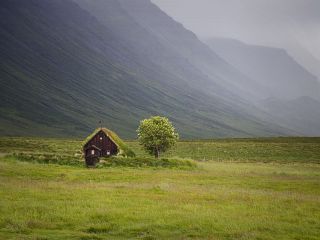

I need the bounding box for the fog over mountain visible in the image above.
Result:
[206,38,320,135]
[152,0,320,135]
[1,0,293,138]
[206,38,320,101]
[0,0,319,137]
[152,0,320,80]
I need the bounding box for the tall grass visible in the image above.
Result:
[0,137,320,239]
[0,157,319,239]
[1,137,320,163]
[8,152,197,170]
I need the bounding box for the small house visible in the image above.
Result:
[83,128,135,166]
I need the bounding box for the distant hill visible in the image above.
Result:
[260,96,320,136]
[116,0,264,101]
[284,41,320,82]
[0,0,293,138]
[206,38,320,135]
[206,38,320,101]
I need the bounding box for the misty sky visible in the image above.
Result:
[151,0,320,74]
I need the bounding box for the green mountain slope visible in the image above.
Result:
[0,0,292,138]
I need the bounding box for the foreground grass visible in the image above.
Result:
[0,137,320,239]
[0,157,320,239]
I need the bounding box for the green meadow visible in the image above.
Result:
[0,137,320,239]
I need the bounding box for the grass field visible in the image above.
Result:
[1,137,320,163]
[0,137,320,239]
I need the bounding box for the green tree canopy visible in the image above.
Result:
[137,116,179,158]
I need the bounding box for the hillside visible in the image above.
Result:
[206,38,320,135]
[0,0,292,138]
[206,38,320,101]
[117,0,263,101]
[260,96,320,136]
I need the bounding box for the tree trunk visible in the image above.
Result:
[154,147,160,158]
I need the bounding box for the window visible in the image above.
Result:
[91,150,95,155]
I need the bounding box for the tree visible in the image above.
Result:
[137,116,179,158]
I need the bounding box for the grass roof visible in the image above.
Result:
[83,128,135,157]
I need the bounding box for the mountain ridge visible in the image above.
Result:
[206,37,320,136]
[0,0,295,138]
[206,37,320,101]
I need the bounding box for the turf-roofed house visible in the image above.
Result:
[83,128,135,166]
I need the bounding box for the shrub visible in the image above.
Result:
[9,153,197,170]
[99,156,197,169]
[11,152,84,167]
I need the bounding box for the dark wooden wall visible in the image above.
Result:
[84,130,118,157]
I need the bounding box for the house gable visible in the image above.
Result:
[84,130,118,157]
[83,128,136,159]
